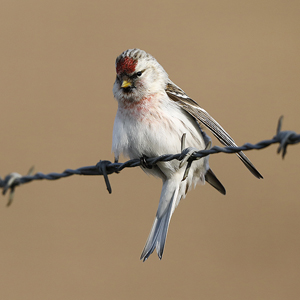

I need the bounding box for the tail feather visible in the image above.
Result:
[140,182,179,261]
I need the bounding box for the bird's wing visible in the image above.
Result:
[166,79,263,179]
[205,168,226,195]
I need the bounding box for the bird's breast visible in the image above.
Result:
[113,96,205,163]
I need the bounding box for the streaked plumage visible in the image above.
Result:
[112,49,262,261]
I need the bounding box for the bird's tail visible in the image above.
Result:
[140,177,181,262]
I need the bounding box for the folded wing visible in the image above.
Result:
[166,80,263,179]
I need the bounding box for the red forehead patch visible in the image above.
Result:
[116,57,137,74]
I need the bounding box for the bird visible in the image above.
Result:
[111,48,263,261]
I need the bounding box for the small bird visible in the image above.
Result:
[112,49,262,261]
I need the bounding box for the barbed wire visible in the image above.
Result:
[1,116,299,206]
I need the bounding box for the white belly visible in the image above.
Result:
[112,98,209,180]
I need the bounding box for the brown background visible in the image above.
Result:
[1,1,300,299]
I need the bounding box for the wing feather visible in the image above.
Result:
[166,80,263,179]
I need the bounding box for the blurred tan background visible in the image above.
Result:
[1,1,300,299]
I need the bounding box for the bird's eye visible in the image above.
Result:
[136,71,142,77]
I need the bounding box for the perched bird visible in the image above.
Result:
[112,49,262,261]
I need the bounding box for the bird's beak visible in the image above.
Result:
[121,80,132,88]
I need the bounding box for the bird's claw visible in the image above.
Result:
[140,155,152,169]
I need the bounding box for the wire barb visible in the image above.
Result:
[96,161,112,194]
[1,117,299,205]
[3,173,21,206]
[275,116,297,159]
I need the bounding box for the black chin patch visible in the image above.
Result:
[122,87,134,93]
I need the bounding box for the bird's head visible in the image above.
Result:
[113,49,168,103]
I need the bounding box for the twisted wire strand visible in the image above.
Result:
[1,117,299,205]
